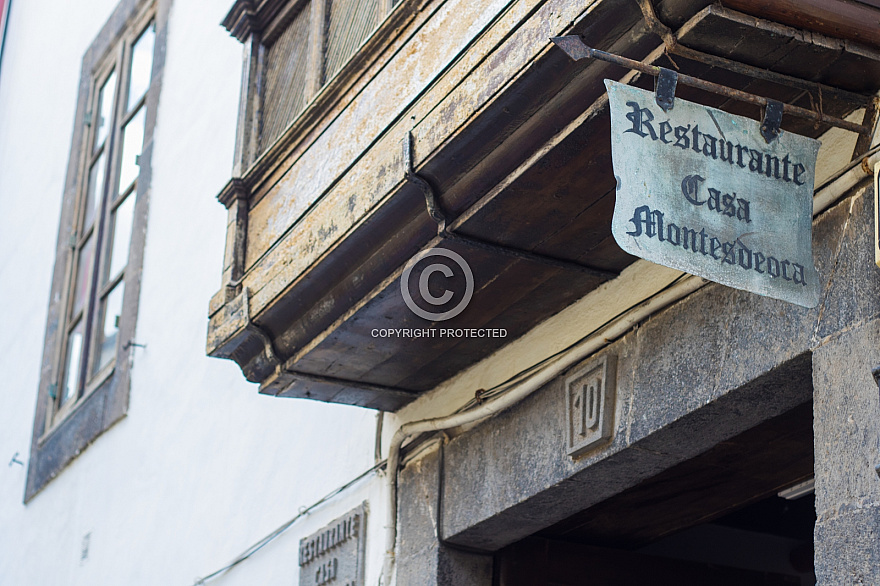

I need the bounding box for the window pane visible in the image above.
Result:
[61,321,84,406]
[83,153,106,229]
[107,194,135,282]
[72,235,95,316]
[260,3,311,153]
[127,24,155,112]
[325,0,381,82]
[118,107,145,196]
[93,283,125,375]
[93,70,117,152]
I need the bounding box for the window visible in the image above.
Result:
[25,0,168,502]
[230,0,393,161]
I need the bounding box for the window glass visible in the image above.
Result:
[260,3,312,152]
[325,0,381,82]
[93,70,117,152]
[127,24,155,112]
[28,1,162,501]
[118,107,145,196]
[84,153,106,229]
[72,235,95,316]
[107,194,135,282]
[93,283,125,375]
[61,322,84,406]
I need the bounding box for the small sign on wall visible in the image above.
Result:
[299,503,366,586]
[606,81,821,307]
[565,354,616,458]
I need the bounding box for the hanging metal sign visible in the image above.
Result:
[606,80,821,307]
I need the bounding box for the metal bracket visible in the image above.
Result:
[761,100,784,143]
[403,131,447,234]
[241,287,283,371]
[655,67,678,112]
[402,135,617,280]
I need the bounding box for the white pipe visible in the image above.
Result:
[814,150,880,216]
[381,274,707,585]
[381,150,880,586]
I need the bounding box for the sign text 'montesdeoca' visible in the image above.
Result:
[606,80,821,307]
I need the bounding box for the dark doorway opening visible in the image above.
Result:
[495,401,815,585]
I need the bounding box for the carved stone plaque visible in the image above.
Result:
[565,354,616,457]
[299,503,366,586]
[606,80,821,307]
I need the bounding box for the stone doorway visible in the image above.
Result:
[494,401,815,585]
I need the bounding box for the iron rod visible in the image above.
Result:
[634,0,870,108]
[551,36,871,136]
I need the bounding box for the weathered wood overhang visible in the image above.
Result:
[209,0,880,411]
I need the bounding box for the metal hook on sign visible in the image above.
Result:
[761,100,784,143]
[655,67,678,112]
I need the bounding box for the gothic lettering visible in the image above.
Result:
[767,256,780,278]
[681,226,699,251]
[659,120,672,144]
[749,149,764,174]
[738,242,752,270]
[710,237,722,260]
[765,154,780,179]
[721,241,736,265]
[624,101,657,139]
[691,125,701,154]
[721,192,736,217]
[619,99,811,186]
[754,252,765,273]
[681,175,751,224]
[737,198,751,223]
[626,206,653,237]
[674,125,690,150]
[681,175,706,206]
[793,163,807,186]
[708,188,721,212]
[667,223,681,246]
[781,260,791,281]
[623,203,808,286]
[702,134,717,159]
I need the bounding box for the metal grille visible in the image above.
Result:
[324,0,381,83]
[261,2,313,153]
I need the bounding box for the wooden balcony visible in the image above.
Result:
[208,0,880,410]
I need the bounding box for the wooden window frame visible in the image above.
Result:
[25,0,170,502]
[230,0,395,171]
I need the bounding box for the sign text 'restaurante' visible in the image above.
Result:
[605,80,821,307]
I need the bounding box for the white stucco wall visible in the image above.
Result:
[0,1,384,585]
[2,0,876,584]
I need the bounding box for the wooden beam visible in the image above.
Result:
[496,537,800,586]
[722,0,880,49]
